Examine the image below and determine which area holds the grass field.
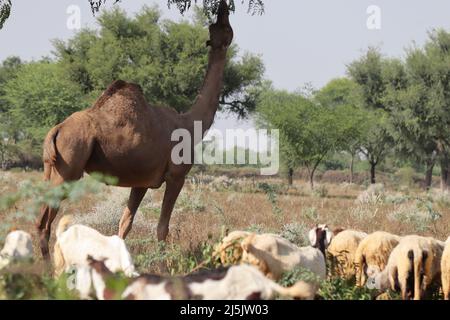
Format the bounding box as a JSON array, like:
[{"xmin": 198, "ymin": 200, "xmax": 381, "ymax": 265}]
[{"xmin": 0, "ymin": 168, "xmax": 449, "ymax": 299}]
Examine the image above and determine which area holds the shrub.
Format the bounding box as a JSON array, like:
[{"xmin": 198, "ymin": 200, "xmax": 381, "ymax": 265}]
[
  {"xmin": 394, "ymin": 167, "xmax": 418, "ymax": 187},
  {"xmin": 356, "ymin": 183, "xmax": 384, "ymax": 205},
  {"xmin": 280, "ymin": 223, "xmax": 309, "ymax": 246},
  {"xmin": 312, "ymin": 184, "xmax": 329, "ymax": 198},
  {"xmin": 278, "ymin": 267, "xmax": 377, "ymax": 300},
  {"xmin": 303, "ymin": 207, "xmax": 319, "ymax": 221},
  {"xmin": 387, "ymin": 199, "xmax": 441, "ymax": 233}
]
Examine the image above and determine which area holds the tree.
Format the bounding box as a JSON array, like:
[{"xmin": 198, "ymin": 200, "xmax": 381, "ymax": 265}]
[
  {"xmin": 347, "ymin": 48, "xmax": 395, "ymax": 184},
  {"xmin": 383, "ymin": 29, "xmax": 450, "ymax": 190},
  {"xmin": 257, "ymin": 89, "xmax": 344, "ymax": 189},
  {"xmin": 0, "ymin": 56, "xmax": 22, "ymax": 112},
  {"xmin": 2, "ymin": 61, "xmax": 86, "ymax": 164},
  {"xmin": 358, "ymin": 110, "xmax": 393, "ymax": 184},
  {"xmin": 315, "ymin": 78, "xmax": 366, "ymax": 183},
  {"xmin": 52, "ymin": 6, "xmax": 264, "ymax": 116}
]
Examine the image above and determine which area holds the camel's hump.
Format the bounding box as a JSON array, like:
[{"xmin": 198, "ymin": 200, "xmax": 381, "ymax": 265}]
[{"xmin": 92, "ymin": 80, "xmax": 144, "ymax": 109}]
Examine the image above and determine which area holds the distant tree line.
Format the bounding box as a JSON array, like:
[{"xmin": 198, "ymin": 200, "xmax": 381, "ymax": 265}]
[{"xmin": 257, "ymin": 29, "xmax": 450, "ymax": 190}]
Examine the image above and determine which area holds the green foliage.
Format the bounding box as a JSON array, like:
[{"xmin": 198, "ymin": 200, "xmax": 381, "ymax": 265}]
[
  {"xmin": 257, "ymin": 182, "xmax": 283, "ymax": 218},
  {"xmin": 278, "ymin": 267, "xmax": 321, "ymax": 288},
  {"xmin": 312, "ymin": 184, "xmax": 329, "ymax": 198},
  {"xmin": 257, "ymin": 87, "xmax": 361, "ymax": 187},
  {"xmin": 347, "ymin": 49, "xmax": 395, "ymax": 181},
  {"xmin": 89, "ymin": 0, "xmax": 265, "ymax": 17},
  {"xmin": 384, "ymin": 30, "xmax": 450, "ymax": 176},
  {"xmin": 394, "ymin": 167, "xmax": 417, "ymax": 187},
  {"xmin": 319, "ymin": 277, "xmax": 376, "ymax": 300},
  {"xmin": 53, "ymin": 6, "xmax": 264, "ymax": 115},
  {"xmin": 0, "ymin": 264, "xmax": 79, "ymax": 300},
  {"xmin": 280, "ymin": 223, "xmax": 309, "ymax": 246},
  {"xmin": 0, "ymin": 0, "xmax": 11, "ymax": 30},
  {"xmin": 134, "ymin": 239, "xmax": 216, "ymax": 275},
  {"xmin": 0, "ymin": 172, "xmax": 117, "ymax": 240},
  {"xmin": 3, "ymin": 61, "xmax": 86, "ymax": 139},
  {"xmin": 278, "ymin": 267, "xmax": 377, "ymax": 300}
]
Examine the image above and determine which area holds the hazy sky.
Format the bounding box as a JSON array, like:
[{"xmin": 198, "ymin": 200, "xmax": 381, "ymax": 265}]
[{"xmin": 1, "ymin": 0, "xmax": 450, "ymax": 150}]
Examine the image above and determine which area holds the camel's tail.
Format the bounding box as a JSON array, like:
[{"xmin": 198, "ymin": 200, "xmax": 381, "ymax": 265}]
[
  {"xmin": 43, "ymin": 125, "xmax": 60, "ymax": 180},
  {"xmin": 55, "ymin": 215, "xmax": 73, "ymax": 239}
]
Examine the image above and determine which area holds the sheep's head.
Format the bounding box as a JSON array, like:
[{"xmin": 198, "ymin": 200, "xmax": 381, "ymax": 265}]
[
  {"xmin": 308, "ymin": 224, "xmax": 333, "ymax": 252},
  {"xmin": 206, "ymin": 0, "xmax": 234, "ymax": 50}
]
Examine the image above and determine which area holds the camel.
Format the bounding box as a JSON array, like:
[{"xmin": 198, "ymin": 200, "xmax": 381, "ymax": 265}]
[{"xmin": 36, "ymin": 0, "xmax": 234, "ymax": 259}]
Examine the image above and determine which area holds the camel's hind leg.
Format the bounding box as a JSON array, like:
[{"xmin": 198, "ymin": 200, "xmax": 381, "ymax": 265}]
[
  {"xmin": 118, "ymin": 187, "xmax": 148, "ymax": 239},
  {"xmin": 37, "ymin": 167, "xmax": 84, "ymax": 260},
  {"xmin": 37, "ymin": 124, "xmax": 95, "ymax": 260}
]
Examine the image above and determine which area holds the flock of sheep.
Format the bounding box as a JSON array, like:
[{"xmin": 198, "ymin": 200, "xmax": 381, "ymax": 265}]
[{"xmin": 0, "ymin": 215, "xmax": 449, "ymax": 300}]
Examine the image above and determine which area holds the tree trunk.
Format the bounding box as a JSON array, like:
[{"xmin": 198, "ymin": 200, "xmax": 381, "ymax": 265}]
[
  {"xmin": 349, "ymin": 153, "xmax": 355, "ymax": 184},
  {"xmin": 309, "ymin": 170, "xmax": 315, "ymax": 190},
  {"xmin": 370, "ymin": 161, "xmax": 376, "ymax": 184},
  {"xmin": 287, "ymin": 168, "xmax": 293, "ymax": 186},
  {"xmin": 424, "ymin": 161, "xmax": 434, "ymax": 190},
  {"xmin": 440, "ymin": 158, "xmax": 449, "ymax": 191}
]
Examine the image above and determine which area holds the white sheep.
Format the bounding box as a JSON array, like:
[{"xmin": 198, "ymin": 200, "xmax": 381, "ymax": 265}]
[
  {"xmin": 326, "ymin": 229, "xmax": 367, "ymax": 278},
  {"xmin": 441, "ymin": 236, "xmax": 450, "ymax": 300},
  {"xmin": 53, "ymin": 215, "xmax": 138, "ymax": 277},
  {"xmin": 84, "ymin": 257, "xmax": 317, "ymax": 300},
  {"xmin": 373, "ymin": 235, "xmax": 444, "ymax": 300},
  {"xmin": 240, "ymin": 233, "xmax": 326, "ymax": 281},
  {"xmin": 354, "ymin": 231, "xmax": 401, "ymax": 287},
  {"xmin": 0, "ymin": 230, "xmax": 33, "ymax": 269}
]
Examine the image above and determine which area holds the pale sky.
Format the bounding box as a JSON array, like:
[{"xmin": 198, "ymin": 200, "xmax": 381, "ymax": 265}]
[{"xmin": 1, "ymin": 0, "xmax": 450, "ymax": 150}]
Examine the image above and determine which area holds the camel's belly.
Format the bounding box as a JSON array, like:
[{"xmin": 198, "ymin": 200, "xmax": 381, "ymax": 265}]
[{"xmin": 84, "ymin": 143, "xmax": 170, "ymax": 188}]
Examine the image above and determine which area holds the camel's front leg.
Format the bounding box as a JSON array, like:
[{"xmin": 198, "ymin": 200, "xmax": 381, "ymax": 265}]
[
  {"xmin": 157, "ymin": 177, "xmax": 185, "ymax": 241},
  {"xmin": 118, "ymin": 187, "xmax": 148, "ymax": 239}
]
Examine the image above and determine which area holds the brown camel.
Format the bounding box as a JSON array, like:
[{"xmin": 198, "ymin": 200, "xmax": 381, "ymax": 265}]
[{"xmin": 37, "ymin": 0, "xmax": 234, "ymax": 259}]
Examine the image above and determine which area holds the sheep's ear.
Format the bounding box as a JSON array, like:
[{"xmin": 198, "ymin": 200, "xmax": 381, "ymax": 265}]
[
  {"xmin": 308, "ymin": 229, "xmax": 317, "ymax": 246},
  {"xmin": 325, "ymin": 230, "xmax": 333, "ymax": 246}
]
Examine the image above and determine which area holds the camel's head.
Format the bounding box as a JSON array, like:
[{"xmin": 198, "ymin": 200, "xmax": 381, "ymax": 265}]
[{"xmin": 207, "ymin": 0, "xmax": 234, "ymax": 50}]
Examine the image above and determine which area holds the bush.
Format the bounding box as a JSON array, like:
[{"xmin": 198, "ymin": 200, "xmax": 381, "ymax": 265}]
[
  {"xmin": 278, "ymin": 267, "xmax": 377, "ymax": 300},
  {"xmin": 280, "ymin": 223, "xmax": 309, "ymax": 246},
  {"xmin": 356, "ymin": 183, "xmax": 385, "ymax": 205},
  {"xmin": 312, "ymin": 184, "xmax": 329, "ymax": 198},
  {"xmin": 387, "ymin": 199, "xmax": 441, "ymax": 233},
  {"xmin": 394, "ymin": 167, "xmax": 419, "ymax": 187}
]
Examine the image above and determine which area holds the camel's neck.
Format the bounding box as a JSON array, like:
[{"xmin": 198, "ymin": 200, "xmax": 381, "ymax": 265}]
[{"xmin": 186, "ymin": 48, "xmax": 227, "ymax": 136}]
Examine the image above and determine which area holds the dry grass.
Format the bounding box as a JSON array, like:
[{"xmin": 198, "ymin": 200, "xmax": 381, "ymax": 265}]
[{"xmin": 1, "ymin": 169, "xmax": 449, "ymax": 277}]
